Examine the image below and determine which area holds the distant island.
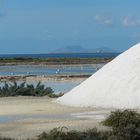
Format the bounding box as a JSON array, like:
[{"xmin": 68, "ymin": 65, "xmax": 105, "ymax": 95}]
[
  {"xmin": 51, "ymin": 45, "xmax": 117, "ymax": 54},
  {"xmin": 0, "ymin": 45, "xmax": 120, "ymax": 65}
]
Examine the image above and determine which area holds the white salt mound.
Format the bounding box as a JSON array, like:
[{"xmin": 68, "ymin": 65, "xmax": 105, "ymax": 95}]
[{"xmin": 57, "ymin": 43, "xmax": 140, "ymax": 109}]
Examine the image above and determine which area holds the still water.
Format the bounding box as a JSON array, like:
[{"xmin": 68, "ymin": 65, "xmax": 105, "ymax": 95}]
[
  {"xmin": 0, "ymin": 64, "xmax": 104, "ymax": 93},
  {"xmin": 0, "ymin": 64, "xmax": 104, "ymax": 76}
]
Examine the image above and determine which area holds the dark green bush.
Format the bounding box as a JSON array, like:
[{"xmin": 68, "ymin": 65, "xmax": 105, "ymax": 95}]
[
  {"xmin": 0, "ymin": 81, "xmax": 63, "ymax": 98},
  {"xmin": 102, "ymin": 110, "xmax": 140, "ymax": 140},
  {"xmin": 37, "ymin": 127, "xmax": 109, "ymax": 140},
  {"xmin": 103, "ymin": 110, "xmax": 140, "ymax": 127},
  {"xmin": 48, "ymin": 93, "xmax": 64, "ymax": 98}
]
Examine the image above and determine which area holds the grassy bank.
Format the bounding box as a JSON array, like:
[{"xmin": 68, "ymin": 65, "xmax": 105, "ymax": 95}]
[{"xmin": 0, "ymin": 58, "xmax": 113, "ymax": 65}]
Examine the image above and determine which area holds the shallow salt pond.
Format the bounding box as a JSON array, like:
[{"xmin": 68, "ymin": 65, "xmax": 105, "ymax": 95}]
[
  {"xmin": 0, "ymin": 64, "xmax": 104, "ymax": 76},
  {"xmin": 44, "ymin": 81, "xmax": 80, "ymax": 93},
  {"xmin": 0, "ymin": 64, "xmax": 105, "ymax": 93}
]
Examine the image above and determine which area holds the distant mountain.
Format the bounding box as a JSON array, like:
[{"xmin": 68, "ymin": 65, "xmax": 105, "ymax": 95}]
[{"xmin": 51, "ymin": 45, "xmax": 117, "ymax": 53}]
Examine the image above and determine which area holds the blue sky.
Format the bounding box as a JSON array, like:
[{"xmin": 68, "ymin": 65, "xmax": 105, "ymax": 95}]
[{"xmin": 0, "ymin": 0, "xmax": 140, "ymax": 54}]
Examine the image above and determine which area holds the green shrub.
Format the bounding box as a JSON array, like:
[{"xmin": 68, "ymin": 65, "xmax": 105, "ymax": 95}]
[
  {"xmin": 37, "ymin": 127, "xmax": 109, "ymax": 140},
  {"xmin": 0, "ymin": 81, "xmax": 60, "ymax": 97},
  {"xmin": 102, "ymin": 110, "xmax": 140, "ymax": 140},
  {"xmin": 48, "ymin": 93, "xmax": 64, "ymax": 98}
]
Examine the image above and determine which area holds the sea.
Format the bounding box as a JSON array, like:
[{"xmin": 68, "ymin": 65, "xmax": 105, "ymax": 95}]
[{"xmin": 0, "ymin": 53, "xmax": 120, "ymax": 58}]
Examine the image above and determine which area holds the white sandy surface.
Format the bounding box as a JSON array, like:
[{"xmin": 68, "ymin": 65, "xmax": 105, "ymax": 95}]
[{"xmin": 0, "ymin": 97, "xmax": 110, "ymax": 139}]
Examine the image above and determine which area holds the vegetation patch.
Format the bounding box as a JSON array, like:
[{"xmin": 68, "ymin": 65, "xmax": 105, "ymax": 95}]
[
  {"xmin": 37, "ymin": 127, "xmax": 108, "ymax": 140},
  {"xmin": 0, "ymin": 82, "xmax": 63, "ymax": 97},
  {"xmin": 102, "ymin": 110, "xmax": 140, "ymax": 140},
  {"xmin": 0, "ymin": 57, "xmax": 113, "ymax": 65},
  {"xmin": 0, "ymin": 110, "xmax": 140, "ymax": 139}
]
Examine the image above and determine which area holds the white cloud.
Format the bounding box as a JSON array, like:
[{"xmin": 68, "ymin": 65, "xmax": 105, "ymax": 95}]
[
  {"xmin": 94, "ymin": 15, "xmax": 113, "ymax": 26},
  {"xmin": 94, "ymin": 15, "xmax": 140, "ymax": 28},
  {"xmin": 122, "ymin": 17, "xmax": 140, "ymax": 27},
  {"xmin": 104, "ymin": 19, "xmax": 112, "ymax": 25}
]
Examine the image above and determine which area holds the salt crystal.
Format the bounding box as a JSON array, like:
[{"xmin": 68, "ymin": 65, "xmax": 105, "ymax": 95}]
[{"xmin": 57, "ymin": 43, "xmax": 140, "ymax": 109}]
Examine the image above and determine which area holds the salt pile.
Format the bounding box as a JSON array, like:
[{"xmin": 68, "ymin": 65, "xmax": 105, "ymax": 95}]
[{"xmin": 57, "ymin": 43, "xmax": 140, "ymax": 109}]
